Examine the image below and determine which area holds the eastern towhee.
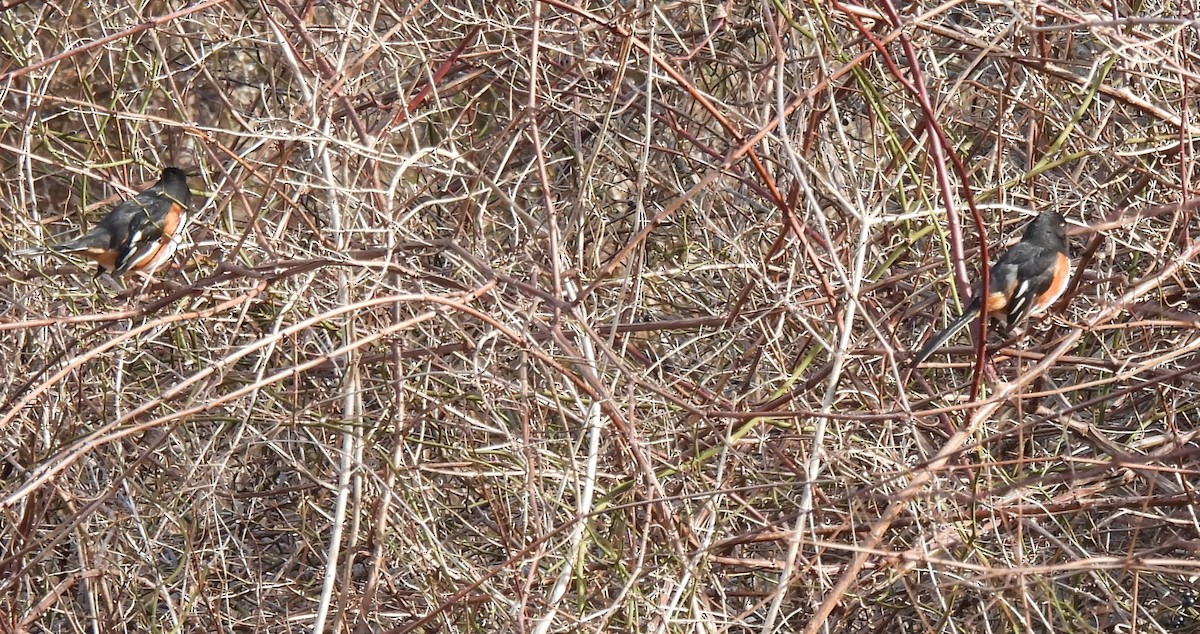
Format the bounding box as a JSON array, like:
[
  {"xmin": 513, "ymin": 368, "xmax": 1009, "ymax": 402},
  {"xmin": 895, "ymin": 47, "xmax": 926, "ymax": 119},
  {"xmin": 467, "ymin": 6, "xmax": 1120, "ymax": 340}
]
[
  {"xmin": 12, "ymin": 167, "xmax": 192, "ymax": 281},
  {"xmin": 912, "ymin": 210, "xmax": 1070, "ymax": 365}
]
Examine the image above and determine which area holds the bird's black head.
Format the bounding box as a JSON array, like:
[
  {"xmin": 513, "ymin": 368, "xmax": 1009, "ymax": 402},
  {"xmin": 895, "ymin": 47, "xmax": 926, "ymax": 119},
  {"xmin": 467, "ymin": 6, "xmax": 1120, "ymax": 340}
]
[
  {"xmin": 157, "ymin": 167, "xmax": 193, "ymax": 206},
  {"xmin": 1024, "ymin": 210, "xmax": 1068, "ymax": 250},
  {"xmin": 160, "ymin": 167, "xmax": 190, "ymax": 184}
]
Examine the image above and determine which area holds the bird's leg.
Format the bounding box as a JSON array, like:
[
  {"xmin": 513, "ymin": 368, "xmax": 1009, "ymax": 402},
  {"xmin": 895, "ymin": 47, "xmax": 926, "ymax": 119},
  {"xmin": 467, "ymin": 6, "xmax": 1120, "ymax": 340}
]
[
  {"xmin": 93, "ymin": 270, "xmax": 124, "ymax": 294},
  {"xmin": 998, "ymin": 318, "xmax": 1031, "ymax": 348},
  {"xmin": 135, "ymin": 271, "xmax": 156, "ymax": 297}
]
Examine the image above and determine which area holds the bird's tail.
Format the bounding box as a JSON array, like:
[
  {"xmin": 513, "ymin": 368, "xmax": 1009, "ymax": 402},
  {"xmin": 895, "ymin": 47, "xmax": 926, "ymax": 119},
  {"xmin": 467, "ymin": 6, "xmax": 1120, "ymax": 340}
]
[
  {"xmin": 11, "ymin": 240, "xmax": 94, "ymax": 258},
  {"xmin": 10, "ymin": 246, "xmax": 50, "ymax": 257},
  {"xmin": 911, "ymin": 301, "xmax": 982, "ymax": 366}
]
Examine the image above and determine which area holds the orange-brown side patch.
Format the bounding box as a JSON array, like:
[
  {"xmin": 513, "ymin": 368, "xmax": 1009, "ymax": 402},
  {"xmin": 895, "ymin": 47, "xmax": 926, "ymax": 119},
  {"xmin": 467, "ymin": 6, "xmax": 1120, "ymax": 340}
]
[
  {"xmin": 1036, "ymin": 252, "xmax": 1070, "ymax": 308},
  {"xmin": 84, "ymin": 246, "xmax": 118, "ymax": 272},
  {"xmin": 983, "ymin": 280, "xmax": 1016, "ymax": 314}
]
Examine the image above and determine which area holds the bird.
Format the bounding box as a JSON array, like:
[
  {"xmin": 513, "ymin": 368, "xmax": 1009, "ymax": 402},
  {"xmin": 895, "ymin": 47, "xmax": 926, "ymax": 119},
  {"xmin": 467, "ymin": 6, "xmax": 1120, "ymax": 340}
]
[
  {"xmin": 911, "ymin": 210, "xmax": 1070, "ymax": 366},
  {"xmin": 12, "ymin": 167, "xmax": 192, "ymax": 281}
]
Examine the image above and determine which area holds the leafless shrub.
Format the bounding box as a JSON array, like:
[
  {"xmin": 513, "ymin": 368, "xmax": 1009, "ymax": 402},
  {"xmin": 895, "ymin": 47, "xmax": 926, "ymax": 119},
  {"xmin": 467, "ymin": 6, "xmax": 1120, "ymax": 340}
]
[{"xmin": 1, "ymin": 1, "xmax": 1199, "ymax": 632}]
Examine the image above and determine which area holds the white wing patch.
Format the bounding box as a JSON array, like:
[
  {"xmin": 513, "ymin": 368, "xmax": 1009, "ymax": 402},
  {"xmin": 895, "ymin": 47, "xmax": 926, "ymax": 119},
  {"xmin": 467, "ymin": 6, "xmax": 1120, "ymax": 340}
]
[
  {"xmin": 115, "ymin": 229, "xmax": 147, "ymax": 272},
  {"xmin": 1008, "ymin": 279, "xmax": 1031, "ymax": 323}
]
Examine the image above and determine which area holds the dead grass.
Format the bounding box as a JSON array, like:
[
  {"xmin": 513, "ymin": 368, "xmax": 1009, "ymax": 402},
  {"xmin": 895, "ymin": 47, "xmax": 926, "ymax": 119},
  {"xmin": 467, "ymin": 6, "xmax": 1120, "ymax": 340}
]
[{"xmin": 1, "ymin": 0, "xmax": 1199, "ymax": 632}]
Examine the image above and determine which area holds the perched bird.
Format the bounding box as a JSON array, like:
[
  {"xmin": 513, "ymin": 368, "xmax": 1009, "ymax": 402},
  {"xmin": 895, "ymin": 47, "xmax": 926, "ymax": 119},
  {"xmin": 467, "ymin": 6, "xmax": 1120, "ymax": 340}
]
[
  {"xmin": 911, "ymin": 210, "xmax": 1070, "ymax": 366},
  {"xmin": 12, "ymin": 167, "xmax": 191, "ymax": 280}
]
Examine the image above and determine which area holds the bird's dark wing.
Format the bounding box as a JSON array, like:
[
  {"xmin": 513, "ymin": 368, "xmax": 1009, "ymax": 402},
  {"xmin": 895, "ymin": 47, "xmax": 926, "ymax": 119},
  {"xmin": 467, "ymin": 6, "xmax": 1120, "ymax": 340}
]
[{"xmin": 992, "ymin": 242, "xmax": 1060, "ymax": 327}]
